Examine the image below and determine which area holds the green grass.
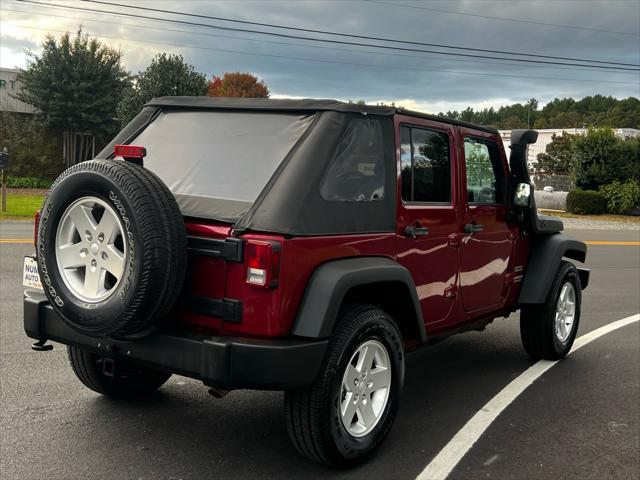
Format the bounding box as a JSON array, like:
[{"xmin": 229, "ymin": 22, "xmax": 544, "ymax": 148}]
[
  {"xmin": 538, "ymin": 209, "xmax": 640, "ymax": 224},
  {"xmin": 0, "ymin": 193, "xmax": 44, "ymax": 220}
]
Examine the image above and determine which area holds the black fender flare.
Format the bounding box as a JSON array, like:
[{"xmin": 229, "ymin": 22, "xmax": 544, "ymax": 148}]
[
  {"xmin": 519, "ymin": 233, "xmax": 589, "ymax": 304},
  {"xmin": 291, "ymin": 257, "xmax": 426, "ymax": 340}
]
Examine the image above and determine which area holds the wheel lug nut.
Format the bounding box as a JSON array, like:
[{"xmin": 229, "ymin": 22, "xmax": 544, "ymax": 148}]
[
  {"xmin": 98, "ymin": 233, "xmax": 104, "ymax": 243},
  {"xmin": 85, "ymin": 230, "xmax": 92, "ymax": 242},
  {"xmin": 101, "ymin": 251, "xmax": 108, "ymax": 260}
]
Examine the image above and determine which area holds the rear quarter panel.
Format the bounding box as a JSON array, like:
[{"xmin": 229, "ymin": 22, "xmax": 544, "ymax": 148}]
[{"xmin": 222, "ymin": 233, "xmax": 397, "ymax": 337}]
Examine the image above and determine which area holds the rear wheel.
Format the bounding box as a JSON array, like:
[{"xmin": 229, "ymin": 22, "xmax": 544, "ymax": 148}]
[
  {"xmin": 67, "ymin": 346, "xmax": 171, "ymax": 398},
  {"xmin": 284, "ymin": 305, "xmax": 404, "ymax": 468},
  {"xmin": 520, "ymin": 260, "xmax": 582, "ymax": 360}
]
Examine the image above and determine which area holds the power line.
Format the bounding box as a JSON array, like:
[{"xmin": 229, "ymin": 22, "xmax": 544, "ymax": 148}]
[
  {"xmin": 366, "ymin": 0, "xmax": 640, "ymax": 37},
  {"xmin": 4, "ymin": 3, "xmax": 634, "ymax": 77},
  {"xmin": 6, "ymin": 23, "xmax": 638, "ymax": 86},
  {"xmin": 31, "ymin": 0, "xmax": 635, "ymax": 69}
]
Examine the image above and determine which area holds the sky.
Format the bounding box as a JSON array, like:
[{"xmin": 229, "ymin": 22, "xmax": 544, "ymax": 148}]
[{"xmin": 1, "ymin": 0, "xmax": 639, "ymax": 113}]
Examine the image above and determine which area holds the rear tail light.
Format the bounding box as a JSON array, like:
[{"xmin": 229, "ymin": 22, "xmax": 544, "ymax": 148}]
[
  {"xmin": 114, "ymin": 144, "xmax": 147, "ymax": 159},
  {"xmin": 244, "ymin": 240, "xmax": 281, "ymax": 288},
  {"xmin": 34, "ymin": 210, "xmax": 41, "ymax": 247}
]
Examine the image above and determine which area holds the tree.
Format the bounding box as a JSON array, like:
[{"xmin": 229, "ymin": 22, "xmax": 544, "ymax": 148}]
[
  {"xmin": 0, "ymin": 112, "xmax": 62, "ymax": 179},
  {"xmin": 17, "ymin": 29, "xmax": 129, "ymax": 166},
  {"xmin": 464, "ymin": 142, "xmax": 495, "ymax": 187},
  {"xmin": 207, "ymin": 72, "xmax": 269, "ymax": 98},
  {"xmin": 118, "ymin": 53, "xmax": 208, "ymax": 126},
  {"xmin": 535, "ymin": 132, "xmax": 577, "ymax": 174},
  {"xmin": 437, "ymin": 95, "xmax": 639, "ymax": 129}
]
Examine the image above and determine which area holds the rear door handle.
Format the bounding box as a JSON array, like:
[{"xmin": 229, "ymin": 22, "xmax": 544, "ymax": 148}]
[
  {"xmin": 463, "ymin": 223, "xmax": 484, "ymax": 234},
  {"xmin": 405, "ymin": 225, "xmax": 430, "ymax": 239}
]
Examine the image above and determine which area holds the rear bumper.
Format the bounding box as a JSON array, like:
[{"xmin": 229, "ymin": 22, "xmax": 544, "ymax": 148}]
[{"xmin": 24, "ymin": 290, "xmax": 327, "ymax": 391}]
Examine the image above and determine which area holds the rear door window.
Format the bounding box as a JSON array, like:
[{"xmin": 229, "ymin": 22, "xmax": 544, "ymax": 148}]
[{"xmin": 400, "ymin": 125, "xmax": 451, "ymax": 203}]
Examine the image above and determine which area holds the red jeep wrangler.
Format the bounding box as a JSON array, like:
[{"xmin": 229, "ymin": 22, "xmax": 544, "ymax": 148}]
[{"xmin": 23, "ymin": 98, "xmax": 589, "ymax": 467}]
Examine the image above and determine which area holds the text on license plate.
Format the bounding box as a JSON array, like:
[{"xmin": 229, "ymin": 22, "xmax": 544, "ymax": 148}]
[{"xmin": 23, "ymin": 256, "xmax": 42, "ymax": 289}]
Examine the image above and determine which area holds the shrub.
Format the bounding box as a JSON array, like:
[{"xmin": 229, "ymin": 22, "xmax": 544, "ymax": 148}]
[
  {"xmin": 600, "ymin": 179, "xmax": 640, "ymax": 214},
  {"xmin": 6, "ymin": 176, "xmax": 53, "ymax": 189},
  {"xmin": 566, "ymin": 189, "xmax": 607, "ymax": 214},
  {"xmin": 570, "ymin": 128, "xmax": 639, "ymax": 190}
]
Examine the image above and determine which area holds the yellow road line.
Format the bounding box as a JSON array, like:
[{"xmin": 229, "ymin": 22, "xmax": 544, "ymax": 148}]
[
  {"xmin": 0, "ymin": 239, "xmax": 33, "ymax": 244},
  {"xmin": 585, "ymin": 241, "xmax": 640, "ymax": 246}
]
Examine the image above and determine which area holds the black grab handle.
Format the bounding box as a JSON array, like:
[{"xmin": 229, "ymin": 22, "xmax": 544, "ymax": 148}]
[{"xmin": 405, "ymin": 226, "xmax": 430, "ymax": 239}]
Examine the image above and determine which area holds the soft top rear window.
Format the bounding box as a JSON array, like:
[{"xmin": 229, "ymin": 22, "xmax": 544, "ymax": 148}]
[{"xmin": 126, "ymin": 110, "xmax": 314, "ymax": 221}]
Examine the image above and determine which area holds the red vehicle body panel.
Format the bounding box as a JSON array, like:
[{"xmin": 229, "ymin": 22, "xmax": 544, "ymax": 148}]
[
  {"xmin": 394, "ymin": 114, "xmax": 462, "ymax": 329},
  {"xmin": 177, "ymin": 114, "xmax": 531, "ymax": 341},
  {"xmin": 457, "ymin": 127, "xmax": 516, "ymax": 315},
  {"xmin": 179, "ymin": 224, "xmax": 396, "ymax": 337}
]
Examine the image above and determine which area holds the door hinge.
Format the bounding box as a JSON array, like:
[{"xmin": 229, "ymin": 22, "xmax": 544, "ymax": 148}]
[
  {"xmin": 444, "ymin": 284, "xmax": 457, "ymax": 299},
  {"xmin": 187, "ymin": 236, "xmax": 244, "ymax": 262}
]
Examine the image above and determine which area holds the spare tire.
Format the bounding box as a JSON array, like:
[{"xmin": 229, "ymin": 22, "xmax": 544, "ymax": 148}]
[{"xmin": 36, "ymin": 159, "xmax": 187, "ymax": 338}]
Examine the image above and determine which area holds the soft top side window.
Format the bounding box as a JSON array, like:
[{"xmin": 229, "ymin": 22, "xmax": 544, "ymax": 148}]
[{"xmin": 320, "ymin": 118, "xmax": 385, "ymax": 202}]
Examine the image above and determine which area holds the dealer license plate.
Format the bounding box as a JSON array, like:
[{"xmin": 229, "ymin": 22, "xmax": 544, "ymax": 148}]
[{"xmin": 23, "ymin": 256, "xmax": 42, "ymax": 290}]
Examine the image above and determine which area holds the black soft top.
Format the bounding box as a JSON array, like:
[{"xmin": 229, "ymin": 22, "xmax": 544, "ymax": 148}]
[
  {"xmin": 97, "ymin": 97, "xmax": 498, "ymax": 235},
  {"xmin": 145, "ymin": 96, "xmax": 499, "ymax": 135}
]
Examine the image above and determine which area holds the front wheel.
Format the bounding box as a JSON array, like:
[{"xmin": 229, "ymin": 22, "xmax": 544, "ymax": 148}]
[
  {"xmin": 68, "ymin": 346, "xmax": 171, "ymax": 398},
  {"xmin": 285, "ymin": 305, "xmax": 404, "ymax": 468},
  {"xmin": 520, "ymin": 260, "xmax": 582, "ymax": 360}
]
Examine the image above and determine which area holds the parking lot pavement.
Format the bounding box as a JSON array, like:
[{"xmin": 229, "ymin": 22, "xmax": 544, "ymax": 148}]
[{"xmin": 1, "ymin": 223, "xmax": 638, "ymax": 480}]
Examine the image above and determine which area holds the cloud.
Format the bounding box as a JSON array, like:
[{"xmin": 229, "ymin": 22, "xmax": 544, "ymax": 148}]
[
  {"xmin": 0, "ymin": 34, "xmax": 38, "ymax": 51},
  {"xmin": 1, "ymin": 0, "xmax": 638, "ymax": 110}
]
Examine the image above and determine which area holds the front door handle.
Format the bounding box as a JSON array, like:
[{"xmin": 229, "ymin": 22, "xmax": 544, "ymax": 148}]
[
  {"xmin": 464, "ymin": 223, "xmax": 484, "ymax": 234},
  {"xmin": 405, "ymin": 225, "xmax": 430, "ymax": 239}
]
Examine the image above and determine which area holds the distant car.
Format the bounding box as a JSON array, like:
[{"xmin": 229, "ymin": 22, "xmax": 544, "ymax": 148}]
[{"xmin": 23, "ymin": 98, "xmax": 589, "ymax": 468}]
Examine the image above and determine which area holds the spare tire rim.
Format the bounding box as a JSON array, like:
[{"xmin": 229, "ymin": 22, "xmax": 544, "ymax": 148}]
[
  {"xmin": 339, "ymin": 339, "xmax": 392, "ymax": 437},
  {"xmin": 555, "ymin": 282, "xmax": 576, "ymax": 343},
  {"xmin": 55, "ymin": 196, "xmax": 127, "ymax": 303}
]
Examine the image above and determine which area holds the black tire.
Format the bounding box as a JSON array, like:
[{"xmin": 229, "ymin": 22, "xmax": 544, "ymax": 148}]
[
  {"xmin": 520, "ymin": 260, "xmax": 582, "ymax": 360},
  {"xmin": 37, "ymin": 159, "xmax": 187, "ymax": 338},
  {"xmin": 67, "ymin": 346, "xmax": 171, "ymax": 398},
  {"xmin": 285, "ymin": 305, "xmax": 404, "ymax": 468}
]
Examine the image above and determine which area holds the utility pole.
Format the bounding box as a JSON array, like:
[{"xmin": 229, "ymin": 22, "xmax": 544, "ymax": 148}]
[{"xmin": 0, "ymin": 147, "xmax": 8, "ymax": 213}]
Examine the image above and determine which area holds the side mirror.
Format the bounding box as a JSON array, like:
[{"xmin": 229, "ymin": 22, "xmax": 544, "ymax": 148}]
[{"xmin": 513, "ymin": 182, "xmax": 533, "ymax": 208}]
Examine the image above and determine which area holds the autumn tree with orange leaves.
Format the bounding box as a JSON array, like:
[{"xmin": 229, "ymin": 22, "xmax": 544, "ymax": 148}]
[{"xmin": 208, "ymin": 72, "xmax": 269, "ymax": 98}]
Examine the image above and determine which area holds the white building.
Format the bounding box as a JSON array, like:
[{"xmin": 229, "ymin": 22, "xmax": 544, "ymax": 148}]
[
  {"xmin": 499, "ymin": 128, "xmax": 640, "ymax": 169},
  {"xmin": 0, "ymin": 68, "xmax": 36, "ymax": 114}
]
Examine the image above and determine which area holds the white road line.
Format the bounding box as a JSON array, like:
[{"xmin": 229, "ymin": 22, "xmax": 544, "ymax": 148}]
[{"xmin": 417, "ymin": 313, "xmax": 640, "ymax": 480}]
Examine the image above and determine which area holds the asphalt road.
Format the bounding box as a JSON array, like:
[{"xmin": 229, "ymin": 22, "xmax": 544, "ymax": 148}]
[{"xmin": 1, "ymin": 221, "xmax": 638, "ymax": 480}]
